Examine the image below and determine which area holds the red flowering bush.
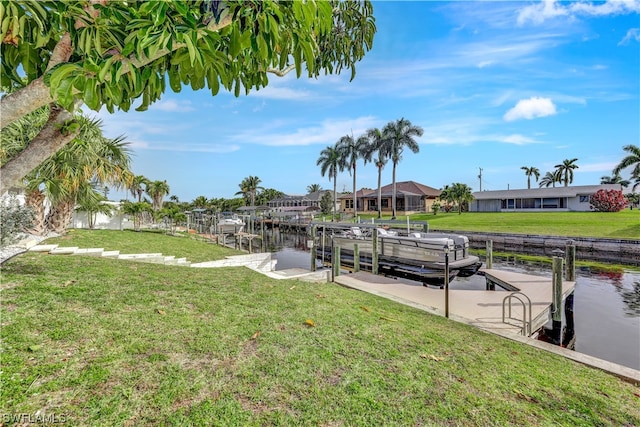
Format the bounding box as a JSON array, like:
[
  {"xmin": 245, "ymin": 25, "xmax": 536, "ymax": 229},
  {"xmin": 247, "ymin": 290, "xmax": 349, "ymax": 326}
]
[{"xmin": 589, "ymin": 189, "xmax": 628, "ymax": 212}]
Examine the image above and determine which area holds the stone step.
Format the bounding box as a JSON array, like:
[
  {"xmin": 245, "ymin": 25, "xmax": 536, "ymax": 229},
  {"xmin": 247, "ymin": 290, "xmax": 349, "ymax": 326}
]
[
  {"xmin": 101, "ymin": 250, "xmax": 120, "ymax": 258},
  {"xmin": 29, "ymin": 244, "xmax": 59, "ymax": 252},
  {"xmin": 117, "ymin": 253, "xmax": 163, "ymax": 260},
  {"xmin": 72, "ymin": 248, "xmax": 105, "ymax": 256},
  {"xmin": 49, "ymin": 246, "xmax": 79, "ymax": 255}
]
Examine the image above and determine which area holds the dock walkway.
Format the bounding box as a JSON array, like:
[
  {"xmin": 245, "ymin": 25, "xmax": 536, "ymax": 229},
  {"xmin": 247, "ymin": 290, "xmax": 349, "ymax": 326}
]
[{"xmin": 334, "ymin": 268, "xmax": 575, "ymax": 336}]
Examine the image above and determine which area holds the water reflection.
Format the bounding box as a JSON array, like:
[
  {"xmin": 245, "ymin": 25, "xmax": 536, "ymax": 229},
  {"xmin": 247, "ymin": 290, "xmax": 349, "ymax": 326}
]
[{"xmin": 619, "ymin": 281, "xmax": 640, "ymax": 317}]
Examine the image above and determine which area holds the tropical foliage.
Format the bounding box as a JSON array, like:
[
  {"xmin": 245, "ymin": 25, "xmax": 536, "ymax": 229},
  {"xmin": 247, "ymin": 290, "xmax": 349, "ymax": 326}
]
[
  {"xmin": 613, "ymin": 144, "xmax": 640, "ymax": 185},
  {"xmin": 554, "ymin": 158, "xmax": 579, "ymax": 187},
  {"xmin": 337, "ymin": 133, "xmax": 370, "ymax": 218},
  {"xmin": 589, "ymin": 189, "xmax": 628, "ymax": 212},
  {"xmin": 539, "ymin": 170, "xmax": 560, "ymax": 188},
  {"xmin": 0, "ymin": 196, "xmax": 34, "ymax": 246},
  {"xmin": 521, "ymin": 166, "xmax": 540, "ymax": 189},
  {"xmin": 0, "ymin": 1, "xmax": 376, "ymax": 193},
  {"xmin": 307, "ymin": 184, "xmax": 322, "ymax": 193},
  {"xmin": 317, "ymin": 144, "xmax": 343, "ymax": 220},
  {"xmin": 235, "ymin": 176, "xmax": 264, "ymax": 206}
]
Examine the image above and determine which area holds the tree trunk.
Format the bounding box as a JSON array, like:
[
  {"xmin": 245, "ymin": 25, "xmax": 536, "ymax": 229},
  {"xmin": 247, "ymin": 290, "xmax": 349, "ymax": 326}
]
[
  {"xmin": 391, "ymin": 163, "xmax": 397, "ymax": 219},
  {"xmin": 45, "ymin": 197, "xmax": 75, "ymax": 234},
  {"xmin": 0, "ymin": 105, "xmax": 79, "ymax": 194},
  {"xmin": 352, "ymin": 164, "xmax": 357, "ymax": 219},
  {"xmin": 377, "ymin": 166, "xmax": 382, "ymax": 219},
  {"xmin": 332, "ymin": 174, "xmax": 337, "ymax": 221},
  {"xmin": 25, "ymin": 189, "xmax": 46, "ymax": 236}
]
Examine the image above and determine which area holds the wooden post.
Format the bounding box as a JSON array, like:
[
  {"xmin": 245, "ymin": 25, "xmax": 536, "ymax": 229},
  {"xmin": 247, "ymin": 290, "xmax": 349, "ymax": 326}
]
[
  {"xmin": 551, "ymin": 249, "xmax": 564, "ymax": 344},
  {"xmin": 372, "ymin": 228, "xmax": 379, "ymax": 275},
  {"xmin": 565, "ymin": 240, "xmax": 576, "ymax": 282},
  {"xmin": 444, "ymin": 249, "xmax": 450, "ymax": 318},
  {"xmin": 310, "ymin": 225, "xmax": 317, "ymax": 272},
  {"xmin": 486, "ymin": 240, "xmax": 493, "ymax": 269},
  {"xmin": 332, "ymin": 245, "xmax": 341, "ymax": 280},
  {"xmin": 353, "ymin": 244, "xmax": 360, "ymax": 272}
]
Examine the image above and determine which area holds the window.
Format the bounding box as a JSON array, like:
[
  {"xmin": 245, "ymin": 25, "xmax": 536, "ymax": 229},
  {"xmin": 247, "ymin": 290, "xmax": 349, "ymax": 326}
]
[{"xmin": 579, "ymin": 195, "xmax": 590, "ymax": 203}]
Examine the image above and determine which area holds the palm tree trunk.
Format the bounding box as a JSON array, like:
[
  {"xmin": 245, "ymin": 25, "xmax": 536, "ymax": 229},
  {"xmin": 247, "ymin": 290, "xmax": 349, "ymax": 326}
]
[
  {"xmin": 45, "ymin": 197, "xmax": 75, "ymax": 234},
  {"xmin": 25, "ymin": 189, "xmax": 46, "ymax": 236},
  {"xmin": 332, "ymin": 173, "xmax": 337, "ymax": 221},
  {"xmin": 352, "ymin": 164, "xmax": 357, "ymax": 219},
  {"xmin": 377, "ymin": 165, "xmax": 382, "ymax": 219},
  {"xmin": 391, "ymin": 162, "xmax": 397, "ymax": 219}
]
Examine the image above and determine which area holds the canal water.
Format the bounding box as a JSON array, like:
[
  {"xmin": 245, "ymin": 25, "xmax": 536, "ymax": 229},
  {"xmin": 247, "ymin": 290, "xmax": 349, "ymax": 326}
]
[{"xmin": 259, "ymin": 228, "xmax": 640, "ymax": 371}]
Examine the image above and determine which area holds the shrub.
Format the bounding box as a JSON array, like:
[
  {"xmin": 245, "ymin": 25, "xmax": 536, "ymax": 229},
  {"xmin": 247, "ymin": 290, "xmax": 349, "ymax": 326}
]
[
  {"xmin": 589, "ymin": 189, "xmax": 627, "ymax": 212},
  {"xmin": 0, "ymin": 196, "xmax": 35, "ymax": 247}
]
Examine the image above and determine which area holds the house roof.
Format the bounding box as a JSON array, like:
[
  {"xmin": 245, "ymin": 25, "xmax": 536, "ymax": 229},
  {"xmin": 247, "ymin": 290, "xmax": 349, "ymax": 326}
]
[
  {"xmin": 355, "ymin": 181, "xmax": 441, "ymax": 199},
  {"xmin": 472, "ymin": 184, "xmax": 622, "ymax": 200},
  {"xmin": 338, "ymin": 188, "xmax": 376, "ymax": 199}
]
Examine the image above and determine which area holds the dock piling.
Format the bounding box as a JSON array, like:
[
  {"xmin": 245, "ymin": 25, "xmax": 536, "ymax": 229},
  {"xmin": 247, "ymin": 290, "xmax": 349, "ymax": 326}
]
[
  {"xmin": 551, "ymin": 249, "xmax": 564, "ymax": 344},
  {"xmin": 353, "ymin": 244, "xmax": 360, "ymax": 272},
  {"xmin": 565, "ymin": 240, "xmax": 576, "ymax": 281},
  {"xmin": 310, "ymin": 225, "xmax": 317, "ymax": 272},
  {"xmin": 332, "ymin": 245, "xmax": 341, "ymax": 280},
  {"xmin": 372, "ymin": 228, "xmax": 379, "ymax": 275},
  {"xmin": 486, "ymin": 240, "xmax": 493, "ymax": 269}
]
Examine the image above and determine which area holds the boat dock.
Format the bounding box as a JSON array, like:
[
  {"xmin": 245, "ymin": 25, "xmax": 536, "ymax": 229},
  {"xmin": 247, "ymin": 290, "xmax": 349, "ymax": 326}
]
[{"xmin": 333, "ymin": 268, "xmax": 576, "ymax": 337}]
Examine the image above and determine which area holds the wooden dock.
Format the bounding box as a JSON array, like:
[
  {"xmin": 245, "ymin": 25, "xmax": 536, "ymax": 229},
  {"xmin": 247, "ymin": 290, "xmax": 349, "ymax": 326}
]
[{"xmin": 334, "ymin": 268, "xmax": 575, "ymax": 337}]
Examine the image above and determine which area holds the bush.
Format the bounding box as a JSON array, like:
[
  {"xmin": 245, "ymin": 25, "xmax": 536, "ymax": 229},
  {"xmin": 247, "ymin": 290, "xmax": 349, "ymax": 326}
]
[
  {"xmin": 0, "ymin": 196, "xmax": 35, "ymax": 247},
  {"xmin": 589, "ymin": 189, "xmax": 627, "ymax": 212}
]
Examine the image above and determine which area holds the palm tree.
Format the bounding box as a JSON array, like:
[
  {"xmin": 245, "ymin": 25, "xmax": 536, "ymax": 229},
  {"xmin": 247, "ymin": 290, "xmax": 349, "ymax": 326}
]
[
  {"xmin": 539, "ymin": 171, "xmax": 560, "ymax": 188},
  {"xmin": 192, "ymin": 196, "xmax": 209, "ymax": 208},
  {"xmin": 146, "ymin": 180, "xmax": 170, "ymax": 211},
  {"xmin": 613, "ymin": 144, "xmax": 640, "ymax": 180},
  {"xmin": 236, "ymin": 176, "xmax": 264, "ymax": 206},
  {"xmin": 380, "ymin": 118, "xmax": 423, "ymax": 219},
  {"xmin": 449, "ymin": 183, "xmax": 474, "ymax": 214},
  {"xmin": 337, "ymin": 133, "xmax": 370, "ymax": 218},
  {"xmin": 121, "ymin": 200, "xmax": 152, "ymax": 231},
  {"xmin": 307, "ymin": 184, "xmax": 322, "ymax": 193},
  {"xmin": 129, "ymin": 175, "xmax": 149, "ymax": 202},
  {"xmin": 364, "ymin": 127, "xmax": 387, "ymax": 219},
  {"xmin": 554, "ymin": 158, "xmax": 579, "ymax": 187},
  {"xmin": 600, "ymin": 173, "xmax": 630, "ymax": 188},
  {"xmin": 521, "ymin": 166, "xmax": 540, "ymax": 189},
  {"xmin": 317, "ymin": 144, "xmax": 343, "ymax": 220}
]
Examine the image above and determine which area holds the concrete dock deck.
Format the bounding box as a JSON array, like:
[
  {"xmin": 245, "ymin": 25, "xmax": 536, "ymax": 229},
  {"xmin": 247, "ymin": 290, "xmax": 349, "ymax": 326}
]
[{"xmin": 334, "ymin": 269, "xmax": 575, "ymax": 336}]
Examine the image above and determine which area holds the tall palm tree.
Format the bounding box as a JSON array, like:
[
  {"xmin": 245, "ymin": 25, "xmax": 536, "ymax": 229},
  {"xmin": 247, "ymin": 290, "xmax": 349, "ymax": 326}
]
[
  {"xmin": 307, "ymin": 184, "xmax": 322, "ymax": 193},
  {"xmin": 613, "ymin": 144, "xmax": 640, "ymax": 180},
  {"xmin": 380, "ymin": 118, "xmax": 423, "ymax": 219},
  {"xmin": 364, "ymin": 127, "xmax": 387, "ymax": 219},
  {"xmin": 317, "ymin": 144, "xmax": 343, "ymax": 220},
  {"xmin": 192, "ymin": 196, "xmax": 209, "ymax": 208},
  {"xmin": 521, "ymin": 166, "xmax": 540, "ymax": 189},
  {"xmin": 146, "ymin": 180, "xmax": 170, "ymax": 211},
  {"xmin": 129, "ymin": 175, "xmax": 149, "ymax": 202},
  {"xmin": 554, "ymin": 158, "xmax": 579, "ymax": 187},
  {"xmin": 539, "ymin": 171, "xmax": 560, "ymax": 188},
  {"xmin": 235, "ymin": 176, "xmax": 264, "ymax": 206},
  {"xmin": 337, "ymin": 133, "xmax": 370, "ymax": 218}
]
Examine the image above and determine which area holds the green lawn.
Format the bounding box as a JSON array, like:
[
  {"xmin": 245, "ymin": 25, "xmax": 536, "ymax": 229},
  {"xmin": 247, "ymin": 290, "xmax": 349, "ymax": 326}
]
[
  {"xmin": 1, "ymin": 230, "xmax": 639, "ymax": 426},
  {"xmin": 395, "ymin": 210, "xmax": 640, "ymax": 239}
]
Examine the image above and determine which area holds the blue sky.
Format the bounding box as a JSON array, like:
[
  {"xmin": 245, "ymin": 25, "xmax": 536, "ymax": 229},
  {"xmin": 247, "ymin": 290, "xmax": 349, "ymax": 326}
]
[{"xmin": 96, "ymin": 1, "xmax": 640, "ymax": 202}]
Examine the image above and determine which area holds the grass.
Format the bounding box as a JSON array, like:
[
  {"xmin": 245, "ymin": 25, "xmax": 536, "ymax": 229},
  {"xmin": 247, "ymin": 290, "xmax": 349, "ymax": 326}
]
[
  {"xmin": 2, "ymin": 230, "xmax": 639, "ymax": 426},
  {"xmin": 374, "ymin": 210, "xmax": 640, "ymax": 240},
  {"xmin": 43, "ymin": 229, "xmax": 242, "ymax": 263}
]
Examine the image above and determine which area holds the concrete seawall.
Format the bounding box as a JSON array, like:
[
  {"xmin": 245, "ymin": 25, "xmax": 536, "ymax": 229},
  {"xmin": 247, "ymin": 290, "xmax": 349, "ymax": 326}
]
[{"xmin": 433, "ymin": 230, "xmax": 640, "ymax": 266}]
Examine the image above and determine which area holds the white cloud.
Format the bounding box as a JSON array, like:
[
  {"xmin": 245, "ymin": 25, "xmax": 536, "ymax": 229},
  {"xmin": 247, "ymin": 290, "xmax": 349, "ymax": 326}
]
[
  {"xmin": 618, "ymin": 28, "xmax": 640, "ymax": 45},
  {"xmin": 499, "ymin": 134, "xmax": 539, "ymax": 145},
  {"xmin": 503, "ymin": 97, "xmax": 557, "ymax": 121},
  {"xmin": 579, "ymin": 161, "xmax": 619, "ymax": 172},
  {"xmin": 517, "ymin": 0, "xmax": 569, "ymax": 26},
  {"xmin": 150, "ymin": 100, "xmax": 195, "ymax": 112},
  {"xmin": 232, "ymin": 116, "xmax": 380, "ymax": 147},
  {"xmin": 251, "ymin": 86, "xmax": 312, "ymax": 100},
  {"xmin": 518, "ymin": 0, "xmax": 640, "ymax": 26}
]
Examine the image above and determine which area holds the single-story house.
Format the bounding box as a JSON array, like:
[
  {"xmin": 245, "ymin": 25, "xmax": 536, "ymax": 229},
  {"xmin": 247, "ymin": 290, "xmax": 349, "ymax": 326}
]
[
  {"xmin": 266, "ymin": 190, "xmax": 341, "ymax": 213},
  {"xmin": 340, "ymin": 181, "xmax": 442, "ymax": 216},
  {"xmin": 469, "ymin": 184, "xmax": 624, "ymax": 212}
]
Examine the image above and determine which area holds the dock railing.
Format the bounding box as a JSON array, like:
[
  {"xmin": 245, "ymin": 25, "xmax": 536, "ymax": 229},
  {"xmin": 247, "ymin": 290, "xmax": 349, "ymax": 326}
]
[{"xmin": 502, "ymin": 291, "xmax": 533, "ymax": 336}]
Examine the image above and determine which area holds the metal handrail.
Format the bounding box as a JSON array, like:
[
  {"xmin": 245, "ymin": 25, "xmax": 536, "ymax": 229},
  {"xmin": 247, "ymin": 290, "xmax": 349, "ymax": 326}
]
[{"xmin": 502, "ymin": 292, "xmax": 533, "ymax": 336}]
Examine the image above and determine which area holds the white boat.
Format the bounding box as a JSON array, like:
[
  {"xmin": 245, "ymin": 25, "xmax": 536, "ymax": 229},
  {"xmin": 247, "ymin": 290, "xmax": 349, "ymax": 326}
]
[{"xmin": 217, "ymin": 212, "xmax": 244, "ymax": 234}]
